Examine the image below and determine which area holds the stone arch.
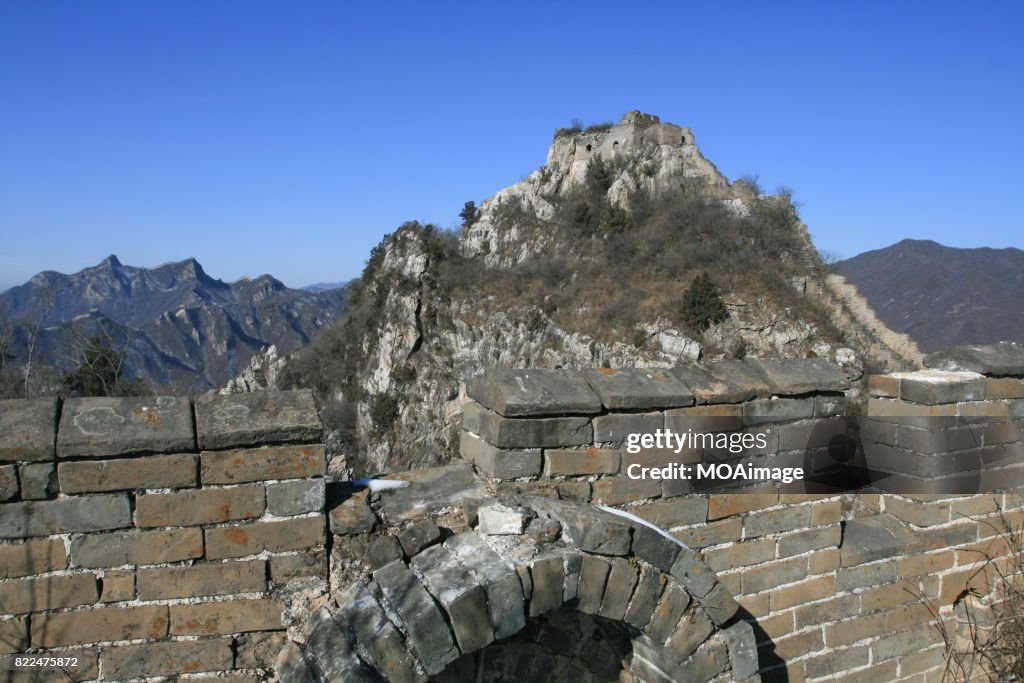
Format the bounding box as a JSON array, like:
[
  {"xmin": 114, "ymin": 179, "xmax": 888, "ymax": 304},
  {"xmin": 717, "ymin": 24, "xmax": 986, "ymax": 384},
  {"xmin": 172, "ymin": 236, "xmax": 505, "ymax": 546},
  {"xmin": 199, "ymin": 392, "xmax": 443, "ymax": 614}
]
[{"xmin": 275, "ymin": 498, "xmax": 758, "ymax": 682}]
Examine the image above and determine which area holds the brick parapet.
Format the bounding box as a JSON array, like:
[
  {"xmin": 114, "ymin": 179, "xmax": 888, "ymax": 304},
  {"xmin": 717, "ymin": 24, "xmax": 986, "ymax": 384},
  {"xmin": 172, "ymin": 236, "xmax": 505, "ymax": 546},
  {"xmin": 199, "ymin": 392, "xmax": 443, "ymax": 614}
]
[{"xmin": 0, "ymin": 390, "xmax": 327, "ymax": 681}]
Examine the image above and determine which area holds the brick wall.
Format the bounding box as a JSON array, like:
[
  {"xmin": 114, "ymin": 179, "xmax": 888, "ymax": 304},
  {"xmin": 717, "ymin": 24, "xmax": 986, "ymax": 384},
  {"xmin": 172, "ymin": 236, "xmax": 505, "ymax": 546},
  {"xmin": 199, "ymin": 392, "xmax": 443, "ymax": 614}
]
[
  {"xmin": 0, "ymin": 390, "xmax": 327, "ymax": 682},
  {"xmin": 459, "ymin": 358, "xmax": 1024, "ymax": 681}
]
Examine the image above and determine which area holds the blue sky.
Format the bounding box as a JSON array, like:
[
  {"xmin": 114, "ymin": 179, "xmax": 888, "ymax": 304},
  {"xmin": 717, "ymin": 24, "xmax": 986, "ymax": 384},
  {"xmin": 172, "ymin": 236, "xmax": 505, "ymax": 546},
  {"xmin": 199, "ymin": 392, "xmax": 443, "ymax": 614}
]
[{"xmin": 1, "ymin": 1, "xmax": 1022, "ymax": 291}]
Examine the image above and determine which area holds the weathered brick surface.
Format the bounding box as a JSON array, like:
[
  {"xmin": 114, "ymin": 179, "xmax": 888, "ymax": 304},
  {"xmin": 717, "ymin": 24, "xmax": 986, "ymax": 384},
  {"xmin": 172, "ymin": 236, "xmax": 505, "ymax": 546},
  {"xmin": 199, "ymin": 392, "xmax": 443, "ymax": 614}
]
[
  {"xmin": 545, "ymin": 447, "xmax": 619, "ymax": 476},
  {"xmin": 708, "ymin": 493, "xmax": 778, "ymax": 520},
  {"xmin": 583, "ymin": 368, "xmax": 694, "ymax": 410},
  {"xmin": 99, "ymin": 568, "xmax": 135, "ymax": 602},
  {"xmin": 741, "ymin": 557, "xmax": 807, "ymax": 594},
  {"xmin": 138, "ymin": 559, "xmax": 266, "ymax": 599},
  {"xmin": 576, "ymin": 554, "xmax": 611, "ymax": 614},
  {"xmin": 461, "ymin": 431, "xmax": 542, "ymax": 478},
  {"xmin": 598, "ymin": 558, "xmax": 638, "ymax": 620},
  {"xmin": 31, "ymin": 605, "xmax": 169, "ymax": 646},
  {"xmin": 467, "ymin": 368, "xmax": 602, "ymax": 417},
  {"xmin": 0, "ymin": 465, "xmax": 16, "ymax": 501},
  {"xmin": 702, "ymin": 539, "xmax": 775, "ymax": 572},
  {"xmin": 206, "ymin": 516, "xmax": 325, "ymax": 559},
  {"xmin": 592, "ymin": 412, "xmax": 663, "ymax": 443},
  {"xmin": 744, "ymin": 505, "xmax": 812, "ymax": 538},
  {"xmin": 70, "ymin": 527, "xmax": 202, "ymax": 567},
  {"xmin": 329, "ymin": 489, "xmax": 377, "ymax": 535},
  {"xmin": 592, "ymin": 476, "xmax": 661, "ymax": 505},
  {"xmin": 373, "ymin": 559, "xmax": 458, "ymax": 675},
  {"xmin": 633, "ymin": 498, "xmax": 708, "ymax": 528},
  {"xmin": 266, "ymin": 478, "xmax": 326, "ymax": 516},
  {"xmin": 399, "ymin": 519, "xmax": 441, "ymax": 557},
  {"xmin": 194, "ymin": 389, "xmax": 322, "ymax": 450},
  {"xmin": 464, "ymin": 401, "xmax": 592, "ymax": 448},
  {"xmin": 236, "ymin": 630, "xmax": 287, "ymax": 669},
  {"xmin": 0, "ymin": 616, "xmax": 28, "ymax": 654},
  {"xmin": 0, "ymin": 573, "xmax": 98, "ymax": 614},
  {"xmin": 102, "ymin": 638, "xmax": 234, "ymax": 679},
  {"xmin": 136, "ymin": 483, "xmax": 265, "ymax": 527},
  {"xmin": 623, "ymin": 566, "xmax": 666, "ymax": 630},
  {"xmin": 0, "ymin": 494, "xmax": 131, "ymax": 538},
  {"xmin": 743, "ymin": 398, "xmax": 815, "ymax": 425},
  {"xmin": 17, "ymin": 462, "xmax": 55, "ymax": 499},
  {"xmin": 414, "ymin": 544, "xmax": 495, "ymax": 651},
  {"xmin": 170, "ymin": 599, "xmax": 283, "ymax": 635},
  {"xmin": 270, "ymin": 550, "xmax": 328, "ymax": 583},
  {"xmin": 0, "ymin": 538, "xmax": 67, "ymax": 578},
  {"xmin": 0, "ymin": 398, "xmax": 57, "ymax": 462},
  {"xmin": 672, "ymin": 517, "xmax": 742, "ymax": 549},
  {"xmin": 58, "ymin": 396, "xmax": 193, "ymax": 457},
  {"xmin": 201, "ymin": 444, "xmax": 326, "ymax": 484},
  {"xmin": 645, "ymin": 583, "xmax": 691, "ymax": 642},
  {"xmin": 58, "ymin": 453, "xmax": 197, "ymax": 493}
]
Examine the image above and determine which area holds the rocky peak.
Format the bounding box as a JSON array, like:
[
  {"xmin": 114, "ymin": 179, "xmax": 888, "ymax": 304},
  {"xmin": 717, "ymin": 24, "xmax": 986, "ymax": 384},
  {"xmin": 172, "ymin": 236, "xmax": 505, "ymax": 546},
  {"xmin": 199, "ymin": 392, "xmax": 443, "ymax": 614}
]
[{"xmin": 461, "ymin": 111, "xmax": 736, "ymax": 266}]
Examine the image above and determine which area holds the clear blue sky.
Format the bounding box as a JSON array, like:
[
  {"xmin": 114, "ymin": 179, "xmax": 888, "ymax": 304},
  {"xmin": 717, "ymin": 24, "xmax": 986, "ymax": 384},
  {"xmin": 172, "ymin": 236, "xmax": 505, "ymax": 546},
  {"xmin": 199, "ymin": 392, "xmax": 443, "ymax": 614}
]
[{"xmin": 2, "ymin": 1, "xmax": 1022, "ymax": 291}]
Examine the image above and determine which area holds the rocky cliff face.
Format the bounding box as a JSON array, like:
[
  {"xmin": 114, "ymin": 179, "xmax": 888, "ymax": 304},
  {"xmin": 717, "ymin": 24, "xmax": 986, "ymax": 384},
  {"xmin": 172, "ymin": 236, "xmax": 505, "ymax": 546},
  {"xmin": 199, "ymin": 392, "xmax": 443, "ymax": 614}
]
[
  {"xmin": 0, "ymin": 256, "xmax": 348, "ymax": 393},
  {"xmin": 285, "ymin": 112, "xmax": 888, "ymax": 474}
]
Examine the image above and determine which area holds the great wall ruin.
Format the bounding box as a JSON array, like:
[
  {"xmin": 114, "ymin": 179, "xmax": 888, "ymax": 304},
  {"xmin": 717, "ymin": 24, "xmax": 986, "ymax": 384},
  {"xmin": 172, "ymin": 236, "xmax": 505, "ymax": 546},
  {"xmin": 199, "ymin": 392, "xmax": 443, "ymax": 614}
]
[{"xmin": 2, "ymin": 343, "xmax": 1024, "ymax": 681}]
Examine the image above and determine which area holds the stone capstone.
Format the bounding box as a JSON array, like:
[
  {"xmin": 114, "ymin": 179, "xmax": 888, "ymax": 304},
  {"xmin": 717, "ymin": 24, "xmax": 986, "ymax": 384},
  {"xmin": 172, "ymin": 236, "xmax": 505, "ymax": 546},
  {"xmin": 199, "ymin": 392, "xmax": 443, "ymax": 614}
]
[
  {"xmin": 58, "ymin": 396, "xmax": 193, "ymax": 457},
  {"xmin": 0, "ymin": 398, "xmax": 57, "ymax": 462},
  {"xmin": 925, "ymin": 341, "xmax": 1024, "ymax": 377},
  {"xmin": 478, "ymin": 503, "xmax": 526, "ymax": 535},
  {"xmin": 194, "ymin": 389, "xmax": 322, "ymax": 450},
  {"xmin": 583, "ymin": 368, "xmax": 694, "ymax": 410},
  {"xmin": 466, "ymin": 368, "xmax": 603, "ymax": 417}
]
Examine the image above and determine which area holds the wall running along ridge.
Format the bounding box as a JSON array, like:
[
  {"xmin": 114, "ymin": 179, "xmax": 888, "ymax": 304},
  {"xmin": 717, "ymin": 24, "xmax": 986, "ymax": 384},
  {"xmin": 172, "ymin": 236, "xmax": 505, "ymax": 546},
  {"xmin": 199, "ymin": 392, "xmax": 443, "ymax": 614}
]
[{"xmin": 1, "ymin": 346, "xmax": 1023, "ymax": 681}]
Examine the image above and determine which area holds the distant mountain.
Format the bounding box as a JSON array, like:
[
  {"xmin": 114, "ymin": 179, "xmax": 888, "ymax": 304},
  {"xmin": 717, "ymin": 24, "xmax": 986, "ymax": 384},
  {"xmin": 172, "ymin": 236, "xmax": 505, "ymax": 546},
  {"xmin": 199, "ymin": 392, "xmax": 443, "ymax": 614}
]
[
  {"xmin": 303, "ymin": 280, "xmax": 355, "ymax": 293},
  {"xmin": 835, "ymin": 239, "xmax": 1024, "ymax": 353},
  {"xmin": 0, "ymin": 255, "xmax": 348, "ymax": 393}
]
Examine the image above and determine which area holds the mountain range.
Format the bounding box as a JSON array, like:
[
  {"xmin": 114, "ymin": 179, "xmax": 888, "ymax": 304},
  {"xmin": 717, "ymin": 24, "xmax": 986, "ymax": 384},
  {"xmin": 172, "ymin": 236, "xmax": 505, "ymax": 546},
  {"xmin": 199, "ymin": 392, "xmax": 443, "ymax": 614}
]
[
  {"xmin": 835, "ymin": 239, "xmax": 1024, "ymax": 353},
  {"xmin": 0, "ymin": 255, "xmax": 348, "ymax": 394}
]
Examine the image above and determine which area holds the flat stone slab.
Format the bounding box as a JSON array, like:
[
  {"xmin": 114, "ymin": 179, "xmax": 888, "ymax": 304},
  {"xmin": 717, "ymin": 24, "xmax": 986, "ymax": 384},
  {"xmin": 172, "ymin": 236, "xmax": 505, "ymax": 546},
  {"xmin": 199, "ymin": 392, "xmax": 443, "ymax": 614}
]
[
  {"xmin": 670, "ymin": 364, "xmax": 760, "ymax": 404},
  {"xmin": 583, "ymin": 368, "xmax": 694, "ymax": 410},
  {"xmin": 0, "ymin": 398, "xmax": 58, "ymax": 462},
  {"xmin": 886, "ymin": 369, "xmax": 987, "ymax": 405},
  {"xmin": 748, "ymin": 358, "xmax": 850, "ymax": 395},
  {"xmin": 58, "ymin": 396, "xmax": 193, "ymax": 457},
  {"xmin": 194, "ymin": 389, "xmax": 322, "ymax": 450},
  {"xmin": 466, "ymin": 369, "xmax": 602, "ymax": 417},
  {"xmin": 926, "ymin": 341, "xmax": 1024, "ymax": 377},
  {"xmin": 380, "ymin": 464, "xmax": 486, "ymax": 523}
]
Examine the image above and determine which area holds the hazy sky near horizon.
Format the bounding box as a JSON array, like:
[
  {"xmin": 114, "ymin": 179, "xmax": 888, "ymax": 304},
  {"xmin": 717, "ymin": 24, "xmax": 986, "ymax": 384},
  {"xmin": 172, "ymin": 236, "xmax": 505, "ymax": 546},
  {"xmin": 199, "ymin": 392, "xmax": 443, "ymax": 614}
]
[{"xmin": 2, "ymin": 1, "xmax": 1022, "ymax": 292}]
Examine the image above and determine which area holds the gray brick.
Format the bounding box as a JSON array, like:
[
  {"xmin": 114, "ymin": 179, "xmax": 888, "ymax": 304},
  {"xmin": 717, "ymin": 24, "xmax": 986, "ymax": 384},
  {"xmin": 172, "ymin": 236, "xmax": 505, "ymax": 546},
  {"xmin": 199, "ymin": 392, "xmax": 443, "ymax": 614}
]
[
  {"xmin": 194, "ymin": 389, "xmax": 322, "ymax": 450},
  {"xmin": 743, "ymin": 398, "xmax": 815, "ymax": 425},
  {"xmin": 583, "ymin": 368, "xmax": 693, "ymax": 410},
  {"xmin": 624, "ymin": 566, "xmax": 667, "ymax": 630},
  {"xmin": 275, "ymin": 641, "xmax": 315, "ymax": 683},
  {"xmin": 444, "ymin": 532, "xmax": 525, "ymax": 640},
  {"xmin": 399, "ymin": 519, "xmax": 441, "ymax": 556},
  {"xmin": 645, "ymin": 582, "xmax": 691, "ymax": 642},
  {"xmin": 463, "ymin": 402, "xmax": 592, "ymax": 449},
  {"xmin": 899, "ymin": 374, "xmax": 987, "ymax": 405},
  {"xmin": 528, "ymin": 554, "xmax": 565, "ymax": 617},
  {"xmin": 0, "ymin": 465, "xmax": 16, "ymax": 501},
  {"xmin": 71, "ymin": 527, "xmax": 202, "ymax": 567},
  {"xmin": 748, "ymin": 358, "xmax": 850, "ymax": 395},
  {"xmin": 102, "ymin": 637, "xmax": 233, "ymax": 680},
  {"xmin": 527, "ymin": 498, "xmax": 632, "ymax": 555},
  {"xmin": 723, "ymin": 619, "xmax": 759, "ymax": 680},
  {"xmin": 576, "ymin": 554, "xmax": 611, "ymax": 614},
  {"xmin": 633, "ymin": 498, "xmax": 709, "ymax": 528},
  {"xmin": 544, "ymin": 447, "xmax": 619, "ymax": 476},
  {"xmin": 698, "ymin": 581, "xmax": 740, "ymax": 625},
  {"xmin": 337, "ymin": 581, "xmax": 423, "ymax": 683},
  {"xmin": 59, "ymin": 453, "xmax": 197, "ymax": 493},
  {"xmin": 670, "ymin": 549, "xmax": 717, "ymax": 599},
  {"xmin": 671, "ymin": 364, "xmax": 759, "ymax": 404},
  {"xmin": 631, "ymin": 525, "xmax": 681, "ymax": 572},
  {"xmin": 366, "ymin": 535, "xmax": 404, "ymax": 569},
  {"xmin": 267, "ymin": 478, "xmax": 326, "ymax": 516},
  {"xmin": 0, "ymin": 494, "xmax": 131, "ymax": 539},
  {"xmin": 743, "ymin": 505, "xmax": 812, "ymax": 537},
  {"xmin": 664, "ymin": 610, "xmax": 713, "ymax": 664},
  {"xmin": 373, "ymin": 560, "xmax": 458, "ymax": 675},
  {"xmin": 58, "ymin": 396, "xmax": 193, "ymax": 457},
  {"xmin": 593, "ymin": 412, "xmax": 664, "ymax": 443},
  {"xmin": 466, "ymin": 369, "xmax": 602, "ymax": 417},
  {"xmin": 460, "ymin": 431, "xmax": 541, "ymax": 478},
  {"xmin": 412, "ymin": 545, "xmax": 494, "ymax": 654},
  {"xmin": 0, "ymin": 398, "xmax": 57, "ymax": 463},
  {"xmin": 302, "ymin": 606, "xmax": 369, "ymax": 681},
  {"xmin": 598, "ymin": 557, "xmax": 639, "ymax": 620},
  {"xmin": 18, "ymin": 462, "xmax": 55, "ymax": 499}
]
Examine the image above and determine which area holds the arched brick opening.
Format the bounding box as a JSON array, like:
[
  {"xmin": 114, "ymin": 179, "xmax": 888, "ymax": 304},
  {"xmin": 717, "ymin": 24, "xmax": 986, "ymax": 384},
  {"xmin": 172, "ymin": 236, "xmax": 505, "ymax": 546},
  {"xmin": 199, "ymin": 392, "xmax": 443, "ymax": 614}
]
[{"xmin": 275, "ymin": 498, "xmax": 758, "ymax": 682}]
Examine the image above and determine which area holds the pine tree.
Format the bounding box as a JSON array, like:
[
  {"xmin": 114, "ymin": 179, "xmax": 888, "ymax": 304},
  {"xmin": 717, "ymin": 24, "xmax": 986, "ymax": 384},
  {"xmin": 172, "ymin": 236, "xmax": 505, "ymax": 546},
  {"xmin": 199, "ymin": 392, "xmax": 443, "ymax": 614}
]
[{"xmin": 681, "ymin": 272, "xmax": 729, "ymax": 331}]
